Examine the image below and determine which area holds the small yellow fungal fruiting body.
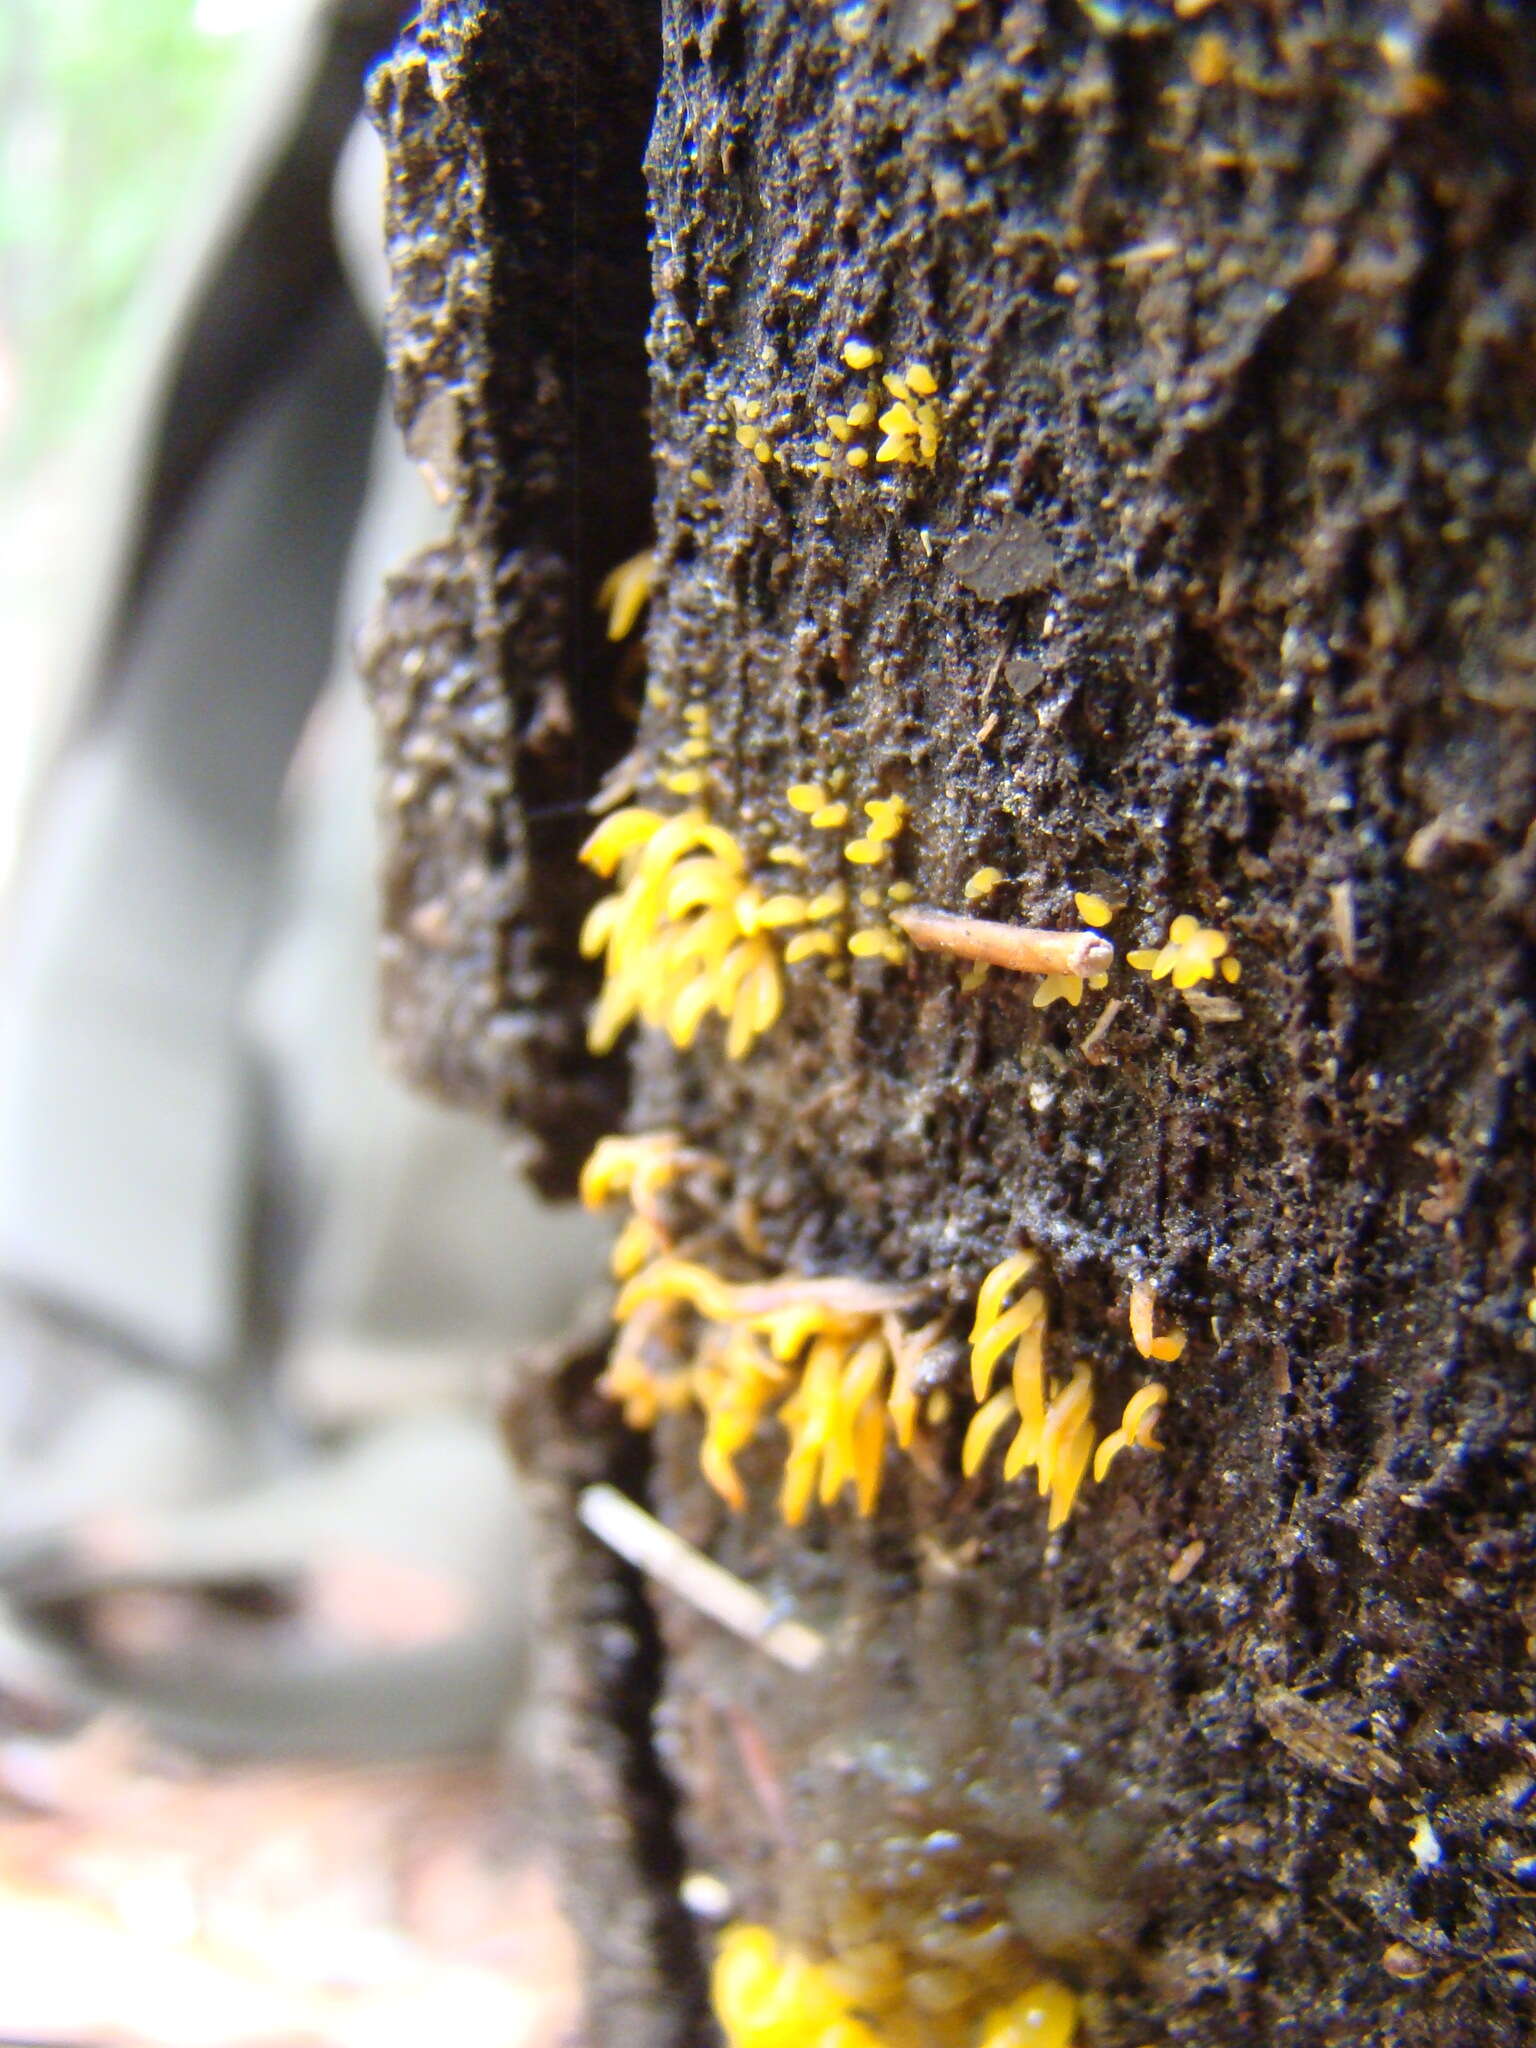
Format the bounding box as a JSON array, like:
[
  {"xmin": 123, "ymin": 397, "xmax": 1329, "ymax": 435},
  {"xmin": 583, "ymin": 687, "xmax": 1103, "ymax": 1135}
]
[
  {"xmin": 1127, "ymin": 913, "xmax": 1233, "ymax": 990},
  {"xmin": 578, "ymin": 808, "xmax": 787, "ymax": 1059},
  {"xmin": 811, "ymin": 801, "xmax": 850, "ymax": 830},
  {"xmin": 842, "ymin": 336, "xmax": 880, "ymax": 370},
  {"xmin": 579, "ymin": 1130, "xmax": 685, "ymax": 1213},
  {"xmin": 965, "ymin": 866, "xmax": 1006, "ymax": 901},
  {"xmin": 787, "ymin": 781, "xmax": 826, "ymax": 813},
  {"xmin": 784, "ymin": 930, "xmax": 838, "ymax": 963},
  {"xmin": 966, "ymin": 1256, "xmax": 1102, "ymax": 1527},
  {"xmin": 1093, "ymin": 1382, "xmax": 1168, "ymax": 1482},
  {"xmin": 847, "ymin": 928, "xmax": 908, "ymax": 964},
  {"xmin": 873, "ymin": 366, "xmax": 942, "ymax": 465},
  {"xmin": 597, "ymin": 548, "xmax": 656, "ymax": 641},
  {"xmin": 845, "ymin": 445, "xmax": 871, "ymax": 469},
  {"xmin": 863, "ymin": 795, "xmax": 907, "ymax": 840},
  {"xmin": 843, "ymin": 837, "xmax": 885, "ymax": 864},
  {"xmin": 1072, "ymin": 890, "xmax": 1114, "ymax": 928},
  {"xmin": 1129, "ymin": 1281, "xmax": 1187, "ymax": 1362}
]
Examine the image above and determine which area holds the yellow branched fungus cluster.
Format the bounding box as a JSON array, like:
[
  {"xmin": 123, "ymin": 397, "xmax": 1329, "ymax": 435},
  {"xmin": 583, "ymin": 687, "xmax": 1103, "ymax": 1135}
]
[
  {"xmin": 712, "ymin": 1923, "xmax": 1079, "ymax": 2048},
  {"xmin": 579, "ymin": 786, "xmax": 916, "ymax": 1059},
  {"xmin": 606, "ymin": 1254, "xmax": 937, "ymax": 1524},
  {"xmin": 960, "ymin": 1255, "xmax": 1171, "ymax": 1529},
  {"xmin": 579, "ymin": 808, "xmax": 794, "ymax": 1059},
  {"xmin": 586, "ymin": 1143, "xmax": 1180, "ymax": 1534}
]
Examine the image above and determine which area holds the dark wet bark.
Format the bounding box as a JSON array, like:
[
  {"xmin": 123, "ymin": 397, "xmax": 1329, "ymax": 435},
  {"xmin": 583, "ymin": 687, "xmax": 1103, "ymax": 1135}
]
[{"xmin": 370, "ymin": 3, "xmax": 1536, "ymax": 2042}]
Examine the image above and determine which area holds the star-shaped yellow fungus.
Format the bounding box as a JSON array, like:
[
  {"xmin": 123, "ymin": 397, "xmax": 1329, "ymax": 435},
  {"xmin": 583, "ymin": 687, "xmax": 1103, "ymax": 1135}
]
[
  {"xmin": 1092, "ymin": 1382, "xmax": 1168, "ymax": 1483},
  {"xmin": 875, "ymin": 364, "xmax": 941, "ymax": 466},
  {"xmin": 1129, "ymin": 1281, "xmax": 1187, "ymax": 1362},
  {"xmin": 579, "ymin": 808, "xmax": 811, "ymax": 1060},
  {"xmin": 1126, "ymin": 913, "xmax": 1239, "ymax": 990},
  {"xmin": 597, "ymin": 548, "xmax": 655, "ymax": 641},
  {"xmin": 712, "ymin": 1923, "xmax": 1080, "ymax": 2048}
]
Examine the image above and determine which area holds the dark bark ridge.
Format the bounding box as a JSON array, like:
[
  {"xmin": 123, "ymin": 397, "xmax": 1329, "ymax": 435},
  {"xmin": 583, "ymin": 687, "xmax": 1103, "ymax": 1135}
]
[{"xmin": 365, "ymin": 0, "xmax": 659, "ymax": 1193}]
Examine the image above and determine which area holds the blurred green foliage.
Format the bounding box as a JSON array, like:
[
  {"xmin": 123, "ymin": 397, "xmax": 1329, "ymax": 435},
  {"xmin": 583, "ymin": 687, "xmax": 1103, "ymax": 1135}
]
[{"xmin": 0, "ymin": 0, "xmax": 244, "ymax": 473}]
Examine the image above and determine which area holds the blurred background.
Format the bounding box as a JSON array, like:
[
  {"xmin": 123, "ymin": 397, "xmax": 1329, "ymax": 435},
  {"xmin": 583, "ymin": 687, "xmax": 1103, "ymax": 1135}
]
[{"xmin": 0, "ymin": 1, "xmax": 607, "ymax": 2039}]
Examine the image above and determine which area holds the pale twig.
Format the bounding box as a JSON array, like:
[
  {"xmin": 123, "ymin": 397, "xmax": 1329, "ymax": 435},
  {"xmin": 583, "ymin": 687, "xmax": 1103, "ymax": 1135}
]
[
  {"xmin": 891, "ymin": 907, "xmax": 1114, "ymax": 978},
  {"xmin": 577, "ymin": 1484, "xmax": 825, "ymax": 1674}
]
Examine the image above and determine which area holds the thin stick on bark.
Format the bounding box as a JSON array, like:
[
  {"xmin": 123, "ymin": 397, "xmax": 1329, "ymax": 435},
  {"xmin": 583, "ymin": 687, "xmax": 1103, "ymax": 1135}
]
[
  {"xmin": 891, "ymin": 907, "xmax": 1115, "ymax": 979},
  {"xmin": 577, "ymin": 1484, "xmax": 826, "ymax": 1674}
]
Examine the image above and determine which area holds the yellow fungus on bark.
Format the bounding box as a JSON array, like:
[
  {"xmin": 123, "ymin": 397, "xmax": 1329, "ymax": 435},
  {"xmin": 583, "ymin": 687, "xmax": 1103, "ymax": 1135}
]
[
  {"xmin": 597, "ymin": 548, "xmax": 656, "ymax": 641},
  {"xmin": 1072, "ymin": 890, "xmax": 1114, "ymax": 928},
  {"xmin": 1093, "ymin": 1382, "xmax": 1168, "ymax": 1482},
  {"xmin": 1127, "ymin": 913, "xmax": 1232, "ymax": 990},
  {"xmin": 965, "ymin": 866, "xmax": 1005, "ymax": 901},
  {"xmin": 1129, "ymin": 1281, "xmax": 1187, "ymax": 1362}
]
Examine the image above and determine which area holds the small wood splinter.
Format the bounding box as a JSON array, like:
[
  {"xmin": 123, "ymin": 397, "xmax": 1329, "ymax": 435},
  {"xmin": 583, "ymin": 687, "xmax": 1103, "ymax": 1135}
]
[
  {"xmin": 578, "ymin": 1483, "xmax": 825, "ymax": 1673},
  {"xmin": 891, "ymin": 906, "xmax": 1114, "ymax": 979}
]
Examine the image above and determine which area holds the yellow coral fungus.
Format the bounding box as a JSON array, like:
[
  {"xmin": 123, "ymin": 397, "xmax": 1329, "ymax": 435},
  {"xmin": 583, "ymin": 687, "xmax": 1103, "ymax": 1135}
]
[
  {"xmin": 1129, "ymin": 1281, "xmax": 1187, "ymax": 1362},
  {"xmin": 1127, "ymin": 913, "xmax": 1233, "ymax": 990},
  {"xmin": 1092, "ymin": 1382, "xmax": 1168, "ymax": 1483},
  {"xmin": 578, "ymin": 807, "xmax": 786, "ymax": 1059},
  {"xmin": 597, "ymin": 548, "xmax": 655, "ymax": 641},
  {"xmin": 968, "ymin": 1254, "xmax": 1044, "ymax": 1400},
  {"xmin": 965, "ymin": 1257, "xmax": 1101, "ymax": 1527},
  {"xmin": 601, "ymin": 1228, "xmax": 926, "ymax": 1524}
]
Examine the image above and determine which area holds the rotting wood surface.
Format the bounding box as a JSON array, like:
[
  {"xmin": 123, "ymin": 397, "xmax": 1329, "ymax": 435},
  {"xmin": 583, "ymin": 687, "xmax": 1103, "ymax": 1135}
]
[{"xmin": 369, "ymin": 4, "xmax": 1536, "ymax": 2043}]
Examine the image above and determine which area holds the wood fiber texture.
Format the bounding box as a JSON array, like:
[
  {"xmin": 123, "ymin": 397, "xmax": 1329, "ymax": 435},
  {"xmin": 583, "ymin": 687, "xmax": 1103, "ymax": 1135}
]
[{"xmin": 371, "ymin": 2, "xmax": 1536, "ymax": 2042}]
